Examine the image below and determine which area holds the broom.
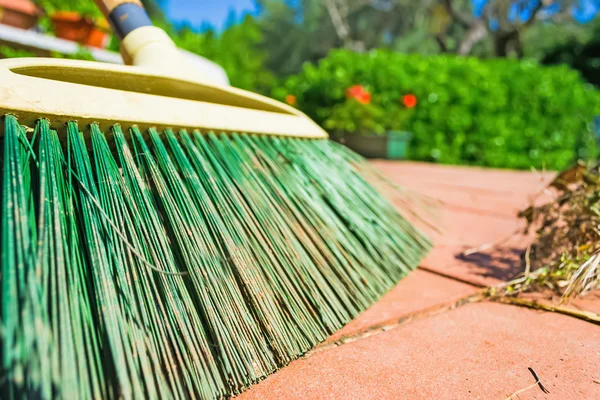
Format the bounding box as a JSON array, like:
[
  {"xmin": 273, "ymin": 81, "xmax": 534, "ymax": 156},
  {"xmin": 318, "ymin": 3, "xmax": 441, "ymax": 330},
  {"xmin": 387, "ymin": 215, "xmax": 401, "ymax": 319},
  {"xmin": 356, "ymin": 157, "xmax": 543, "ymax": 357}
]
[{"xmin": 0, "ymin": 1, "xmax": 431, "ymax": 398}]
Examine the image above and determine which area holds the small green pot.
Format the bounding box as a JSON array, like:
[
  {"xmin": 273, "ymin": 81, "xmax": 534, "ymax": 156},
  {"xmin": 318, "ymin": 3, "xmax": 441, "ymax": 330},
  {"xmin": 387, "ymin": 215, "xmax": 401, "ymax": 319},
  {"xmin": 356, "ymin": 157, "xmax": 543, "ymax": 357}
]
[
  {"xmin": 386, "ymin": 131, "xmax": 412, "ymax": 160},
  {"xmin": 333, "ymin": 131, "xmax": 412, "ymax": 160}
]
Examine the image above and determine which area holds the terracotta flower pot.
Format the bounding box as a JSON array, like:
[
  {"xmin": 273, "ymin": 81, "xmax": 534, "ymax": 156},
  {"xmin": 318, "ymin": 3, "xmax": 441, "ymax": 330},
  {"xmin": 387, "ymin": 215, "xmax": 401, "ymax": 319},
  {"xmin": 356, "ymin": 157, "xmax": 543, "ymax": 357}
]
[
  {"xmin": 0, "ymin": 0, "xmax": 41, "ymax": 30},
  {"xmin": 51, "ymin": 11, "xmax": 109, "ymax": 48}
]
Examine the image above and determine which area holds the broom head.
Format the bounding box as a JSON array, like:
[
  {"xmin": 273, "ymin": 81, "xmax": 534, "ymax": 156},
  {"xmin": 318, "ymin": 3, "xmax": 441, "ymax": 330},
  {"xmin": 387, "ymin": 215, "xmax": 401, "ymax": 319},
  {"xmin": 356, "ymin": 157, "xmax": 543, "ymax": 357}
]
[{"xmin": 0, "ymin": 56, "xmax": 327, "ymax": 138}]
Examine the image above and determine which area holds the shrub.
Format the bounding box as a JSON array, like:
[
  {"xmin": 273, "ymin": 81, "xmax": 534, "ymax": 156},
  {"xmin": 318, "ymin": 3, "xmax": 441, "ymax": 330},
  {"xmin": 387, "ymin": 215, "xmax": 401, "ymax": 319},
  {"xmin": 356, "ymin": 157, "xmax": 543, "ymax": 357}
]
[{"xmin": 273, "ymin": 50, "xmax": 600, "ymax": 170}]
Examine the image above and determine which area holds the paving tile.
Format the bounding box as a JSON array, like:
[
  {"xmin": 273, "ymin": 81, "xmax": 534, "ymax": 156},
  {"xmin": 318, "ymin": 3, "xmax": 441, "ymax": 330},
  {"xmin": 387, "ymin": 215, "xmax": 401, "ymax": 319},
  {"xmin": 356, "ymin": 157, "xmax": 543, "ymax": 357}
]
[
  {"xmin": 372, "ymin": 161, "xmax": 554, "ymax": 193},
  {"xmin": 238, "ymin": 302, "xmax": 600, "ymax": 400},
  {"xmin": 433, "ymin": 208, "xmax": 522, "ymax": 246},
  {"xmin": 572, "ymin": 292, "xmax": 600, "ymax": 315},
  {"xmin": 422, "ymin": 243, "xmax": 524, "ymax": 287},
  {"xmin": 327, "ymin": 270, "xmax": 477, "ymax": 341},
  {"xmin": 378, "ymin": 163, "xmax": 539, "ymax": 286},
  {"xmin": 374, "ymin": 161, "xmax": 554, "ymax": 218},
  {"xmin": 386, "ymin": 184, "xmax": 528, "ymax": 218},
  {"xmin": 235, "ymin": 163, "xmax": 598, "ymax": 400},
  {"xmin": 415, "ymin": 208, "xmax": 527, "ymax": 287}
]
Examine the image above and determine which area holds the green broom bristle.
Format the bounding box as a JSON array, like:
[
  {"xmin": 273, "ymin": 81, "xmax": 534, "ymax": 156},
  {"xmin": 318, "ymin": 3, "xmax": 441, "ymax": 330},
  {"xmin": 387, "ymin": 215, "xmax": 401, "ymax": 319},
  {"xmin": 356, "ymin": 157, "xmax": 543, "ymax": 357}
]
[{"xmin": 1, "ymin": 114, "xmax": 431, "ymax": 399}]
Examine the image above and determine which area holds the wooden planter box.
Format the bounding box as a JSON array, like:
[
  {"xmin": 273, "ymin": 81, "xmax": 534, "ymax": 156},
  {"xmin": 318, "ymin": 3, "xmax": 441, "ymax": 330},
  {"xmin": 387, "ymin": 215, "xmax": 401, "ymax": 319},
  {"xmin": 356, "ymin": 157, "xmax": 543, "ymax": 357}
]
[
  {"xmin": 0, "ymin": 0, "xmax": 41, "ymax": 30},
  {"xmin": 51, "ymin": 12, "xmax": 109, "ymax": 48},
  {"xmin": 333, "ymin": 131, "xmax": 412, "ymax": 160}
]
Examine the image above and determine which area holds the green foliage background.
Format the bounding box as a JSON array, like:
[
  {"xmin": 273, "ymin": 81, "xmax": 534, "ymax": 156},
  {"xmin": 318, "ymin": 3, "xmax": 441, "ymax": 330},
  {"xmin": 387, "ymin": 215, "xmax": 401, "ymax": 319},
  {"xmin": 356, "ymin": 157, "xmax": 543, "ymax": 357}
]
[{"xmin": 275, "ymin": 50, "xmax": 600, "ymax": 170}]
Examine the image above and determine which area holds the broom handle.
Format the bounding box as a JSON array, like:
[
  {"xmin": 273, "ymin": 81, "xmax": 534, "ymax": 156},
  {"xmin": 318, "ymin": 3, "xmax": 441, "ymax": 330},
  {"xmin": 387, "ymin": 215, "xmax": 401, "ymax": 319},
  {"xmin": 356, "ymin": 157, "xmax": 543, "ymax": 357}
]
[{"xmin": 93, "ymin": 0, "xmax": 182, "ymax": 70}]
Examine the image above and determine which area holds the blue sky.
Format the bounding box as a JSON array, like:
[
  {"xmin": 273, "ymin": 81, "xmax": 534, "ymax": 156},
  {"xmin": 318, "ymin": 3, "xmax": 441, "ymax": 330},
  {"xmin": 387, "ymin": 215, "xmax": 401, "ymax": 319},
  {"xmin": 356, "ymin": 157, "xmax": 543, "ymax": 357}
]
[
  {"xmin": 163, "ymin": 0, "xmax": 599, "ymax": 29},
  {"xmin": 163, "ymin": 0, "xmax": 259, "ymax": 29}
]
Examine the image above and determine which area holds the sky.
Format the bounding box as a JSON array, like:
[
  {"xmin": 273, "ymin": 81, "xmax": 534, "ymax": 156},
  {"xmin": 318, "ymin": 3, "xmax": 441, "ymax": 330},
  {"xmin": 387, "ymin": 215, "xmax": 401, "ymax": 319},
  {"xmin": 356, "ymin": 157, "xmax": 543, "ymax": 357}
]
[
  {"xmin": 163, "ymin": 0, "xmax": 600, "ymax": 30},
  {"xmin": 163, "ymin": 0, "xmax": 259, "ymax": 30}
]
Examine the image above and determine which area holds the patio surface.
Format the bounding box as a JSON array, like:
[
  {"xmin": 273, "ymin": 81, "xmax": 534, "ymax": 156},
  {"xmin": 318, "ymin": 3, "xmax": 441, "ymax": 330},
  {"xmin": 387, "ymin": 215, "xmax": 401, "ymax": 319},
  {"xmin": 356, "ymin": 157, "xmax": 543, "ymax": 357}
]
[{"xmin": 237, "ymin": 161, "xmax": 600, "ymax": 400}]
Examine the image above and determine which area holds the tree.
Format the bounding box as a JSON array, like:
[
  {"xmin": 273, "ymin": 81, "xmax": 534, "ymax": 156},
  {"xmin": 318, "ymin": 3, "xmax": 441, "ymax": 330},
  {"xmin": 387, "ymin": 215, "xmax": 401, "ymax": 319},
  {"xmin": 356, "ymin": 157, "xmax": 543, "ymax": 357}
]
[
  {"xmin": 541, "ymin": 16, "xmax": 600, "ymax": 86},
  {"xmin": 142, "ymin": 0, "xmax": 168, "ymax": 20},
  {"xmin": 435, "ymin": 0, "xmax": 600, "ymax": 57},
  {"xmin": 256, "ymin": 0, "xmax": 430, "ymax": 75},
  {"xmin": 171, "ymin": 15, "xmax": 275, "ymax": 93},
  {"xmin": 256, "ymin": 0, "xmax": 333, "ymax": 76}
]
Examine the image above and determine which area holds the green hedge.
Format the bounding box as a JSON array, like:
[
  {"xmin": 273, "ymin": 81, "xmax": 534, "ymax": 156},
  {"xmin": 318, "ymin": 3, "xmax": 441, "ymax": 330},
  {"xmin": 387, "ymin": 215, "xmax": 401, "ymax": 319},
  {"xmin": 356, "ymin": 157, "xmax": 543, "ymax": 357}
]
[{"xmin": 273, "ymin": 50, "xmax": 600, "ymax": 170}]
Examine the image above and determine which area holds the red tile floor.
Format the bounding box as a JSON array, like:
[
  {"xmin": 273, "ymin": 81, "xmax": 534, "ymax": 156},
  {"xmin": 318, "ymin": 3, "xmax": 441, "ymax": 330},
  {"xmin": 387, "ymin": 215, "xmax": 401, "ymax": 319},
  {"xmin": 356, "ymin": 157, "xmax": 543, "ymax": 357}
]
[{"xmin": 237, "ymin": 162, "xmax": 600, "ymax": 400}]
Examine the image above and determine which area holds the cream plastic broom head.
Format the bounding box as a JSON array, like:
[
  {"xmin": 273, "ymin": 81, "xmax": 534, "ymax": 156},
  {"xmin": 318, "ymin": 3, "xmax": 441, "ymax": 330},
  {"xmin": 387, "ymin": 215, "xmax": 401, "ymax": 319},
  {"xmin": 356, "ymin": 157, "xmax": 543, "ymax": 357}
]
[{"xmin": 0, "ymin": 0, "xmax": 327, "ymax": 138}]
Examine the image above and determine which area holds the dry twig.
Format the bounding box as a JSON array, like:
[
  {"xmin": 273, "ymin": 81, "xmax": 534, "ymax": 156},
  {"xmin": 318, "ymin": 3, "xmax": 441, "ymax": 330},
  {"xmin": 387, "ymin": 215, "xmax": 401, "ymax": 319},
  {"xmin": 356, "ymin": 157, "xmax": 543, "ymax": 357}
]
[{"xmin": 505, "ymin": 367, "xmax": 549, "ymax": 400}]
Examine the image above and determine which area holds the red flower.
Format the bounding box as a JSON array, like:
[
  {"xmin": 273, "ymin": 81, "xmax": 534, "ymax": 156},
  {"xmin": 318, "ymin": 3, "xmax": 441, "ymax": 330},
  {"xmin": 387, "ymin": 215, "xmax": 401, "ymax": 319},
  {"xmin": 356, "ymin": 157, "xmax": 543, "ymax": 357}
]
[
  {"xmin": 285, "ymin": 94, "xmax": 297, "ymax": 106},
  {"xmin": 346, "ymin": 85, "xmax": 371, "ymax": 105},
  {"xmin": 402, "ymin": 94, "xmax": 417, "ymax": 108}
]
